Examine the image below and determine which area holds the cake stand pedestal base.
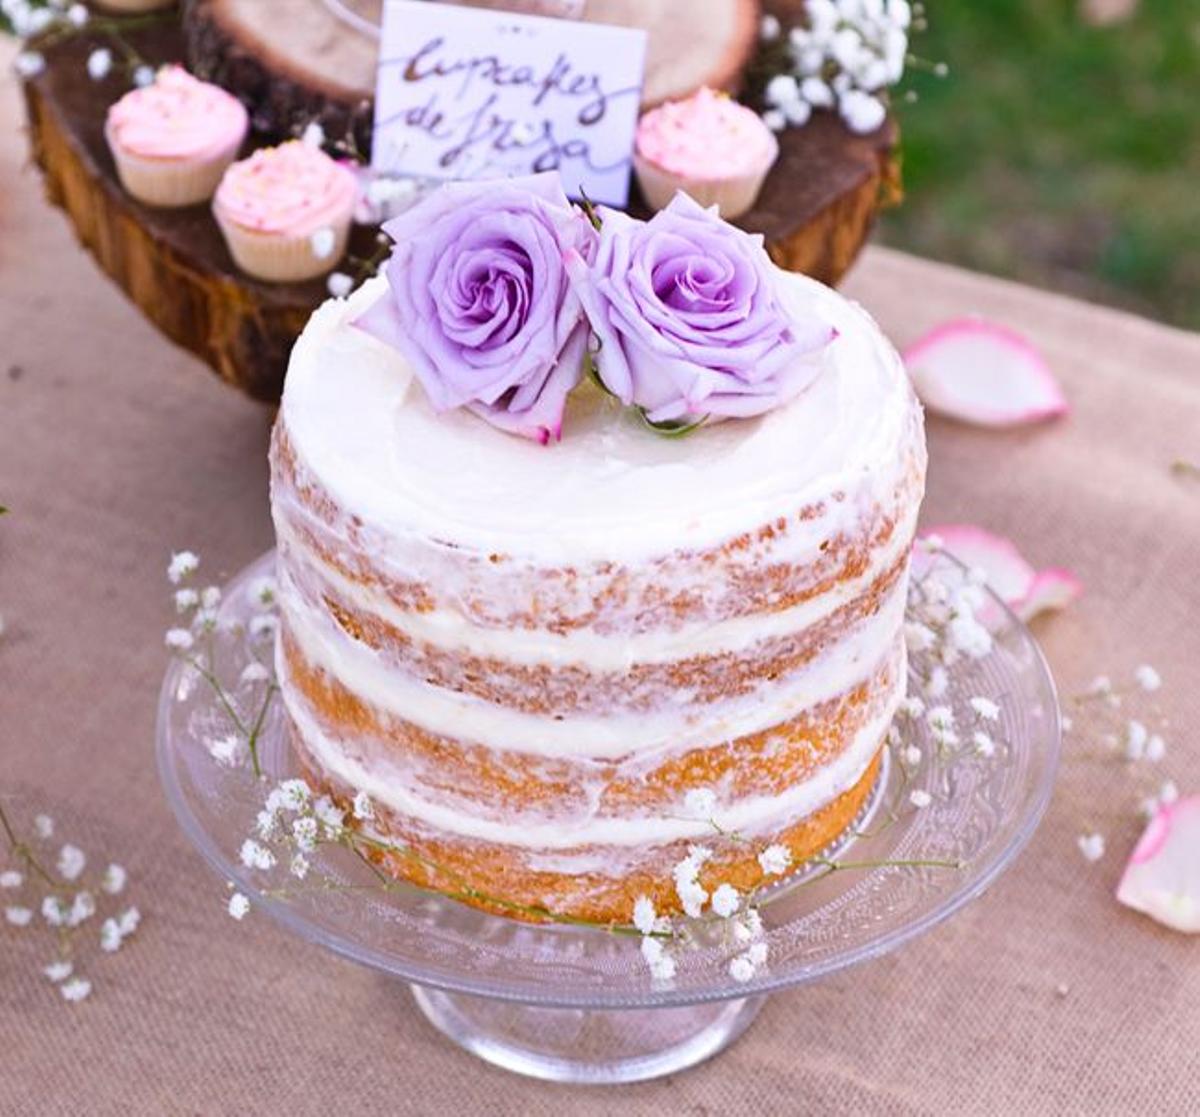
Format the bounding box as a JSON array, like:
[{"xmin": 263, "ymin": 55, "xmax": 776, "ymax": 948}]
[{"xmin": 410, "ymin": 986, "xmax": 766, "ymax": 1084}]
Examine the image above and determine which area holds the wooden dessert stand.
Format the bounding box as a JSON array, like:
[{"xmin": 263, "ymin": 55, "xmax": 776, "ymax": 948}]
[{"xmin": 21, "ymin": 1, "xmax": 900, "ymax": 403}]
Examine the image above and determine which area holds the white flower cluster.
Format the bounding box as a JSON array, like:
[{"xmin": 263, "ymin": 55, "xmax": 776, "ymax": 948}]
[
  {"xmin": 759, "ymin": 0, "xmax": 919, "ymax": 135},
  {"xmin": 6, "ymin": 1, "xmax": 88, "ymax": 79},
  {"xmin": 2, "ymin": 808, "xmax": 138, "ymax": 1004}
]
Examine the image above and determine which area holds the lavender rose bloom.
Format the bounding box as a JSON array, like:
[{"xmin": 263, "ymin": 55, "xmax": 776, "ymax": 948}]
[
  {"xmin": 355, "ymin": 173, "xmax": 596, "ymax": 443},
  {"xmin": 567, "ymin": 192, "xmax": 836, "ymax": 424}
]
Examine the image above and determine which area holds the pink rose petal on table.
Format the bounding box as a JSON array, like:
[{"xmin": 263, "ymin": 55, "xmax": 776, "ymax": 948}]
[
  {"xmin": 903, "ymin": 317, "xmax": 1069, "ymax": 428},
  {"xmin": 920, "ymin": 524, "xmax": 1082, "ymax": 622},
  {"xmin": 1117, "ymin": 797, "xmax": 1200, "ymax": 933}
]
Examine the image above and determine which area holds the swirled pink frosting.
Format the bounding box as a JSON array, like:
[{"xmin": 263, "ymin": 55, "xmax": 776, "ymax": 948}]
[
  {"xmin": 106, "ymin": 65, "xmax": 248, "ymax": 161},
  {"xmin": 636, "ymin": 87, "xmax": 777, "ymax": 180},
  {"xmin": 214, "ymin": 141, "xmax": 359, "ymax": 236}
]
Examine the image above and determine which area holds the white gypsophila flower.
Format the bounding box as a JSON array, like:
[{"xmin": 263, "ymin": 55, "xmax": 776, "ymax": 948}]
[
  {"xmin": 239, "ymin": 839, "xmax": 275, "ymax": 871},
  {"xmin": 228, "ymin": 892, "xmax": 250, "ymax": 920},
  {"xmin": 310, "ymin": 227, "xmax": 336, "ymax": 260},
  {"xmin": 34, "ymin": 814, "xmax": 53, "ymax": 839},
  {"xmin": 60, "ymin": 977, "xmax": 92, "ymax": 1003},
  {"xmin": 239, "ymin": 662, "xmax": 271, "ymax": 685},
  {"xmin": 249, "ymin": 576, "xmax": 278, "ymax": 608},
  {"xmin": 66, "ymin": 3, "xmax": 88, "ymax": 26},
  {"xmin": 352, "ymin": 791, "xmax": 374, "ymax": 821},
  {"xmin": 683, "ymin": 787, "xmax": 717, "ymax": 820},
  {"xmin": 648, "ymin": 953, "xmax": 676, "ymax": 981},
  {"xmin": 41, "ymin": 896, "xmax": 66, "ymax": 927},
  {"xmin": 313, "ymin": 796, "xmax": 344, "ymax": 833},
  {"xmin": 209, "ymin": 735, "xmax": 244, "ymax": 768},
  {"xmin": 800, "ymin": 76, "xmax": 835, "ymax": 108},
  {"xmin": 117, "ymin": 907, "xmax": 140, "ymax": 936},
  {"xmin": 970, "ymin": 696, "xmax": 1000, "ymax": 722},
  {"xmin": 57, "ymin": 844, "xmax": 85, "ymax": 881},
  {"xmin": 926, "ymin": 706, "xmax": 954, "ymax": 734},
  {"xmin": 729, "ymin": 954, "xmax": 756, "ymax": 982},
  {"xmin": 732, "ymin": 907, "xmax": 764, "ymax": 944},
  {"xmin": 164, "ymin": 627, "xmax": 194, "ymax": 652},
  {"xmin": 264, "ymin": 787, "xmax": 287, "ymax": 814},
  {"xmin": 886, "ymin": 724, "xmax": 903, "ymax": 748},
  {"xmin": 1134, "ymin": 664, "xmax": 1162, "ymax": 692},
  {"xmin": 640, "ymin": 935, "xmax": 664, "ymax": 964},
  {"xmin": 757, "ymin": 844, "xmax": 792, "ymax": 876},
  {"xmin": 632, "ymin": 895, "xmax": 656, "ymax": 935},
  {"xmin": 899, "ymin": 696, "xmax": 925, "ymax": 719},
  {"xmin": 301, "ymin": 121, "xmax": 326, "ymax": 148},
  {"xmin": 254, "ymin": 809, "xmax": 277, "ymax": 841},
  {"xmin": 764, "ymin": 73, "xmax": 801, "ymax": 109},
  {"xmin": 292, "ymin": 816, "xmax": 318, "ymax": 853},
  {"xmin": 909, "ymin": 789, "xmax": 932, "ymax": 809},
  {"xmin": 761, "ymin": 108, "xmax": 787, "ymax": 133},
  {"xmin": 0, "ymin": 870, "xmax": 22, "ymax": 889},
  {"xmin": 277, "ymin": 778, "xmax": 311, "ymax": 812},
  {"xmin": 43, "ymin": 960, "xmax": 73, "ymax": 983},
  {"xmin": 760, "ymin": 13, "xmax": 781, "ymax": 39},
  {"xmin": 101, "ymin": 863, "xmax": 126, "ymax": 896},
  {"xmin": 973, "ymin": 731, "xmax": 995, "ymax": 758},
  {"xmin": 5, "ymin": 906, "xmax": 33, "ymax": 927},
  {"xmin": 676, "ymin": 878, "xmax": 707, "ymax": 919},
  {"xmin": 1145, "ymin": 735, "xmax": 1166, "ymax": 763},
  {"xmin": 167, "ymin": 551, "xmax": 199, "ymax": 584},
  {"xmin": 904, "ymin": 621, "xmax": 936, "ymax": 653},
  {"xmin": 902, "ymin": 745, "xmax": 922, "ymax": 767},
  {"xmin": 1088, "ymin": 675, "xmax": 1112, "ymax": 696},
  {"xmin": 1159, "ymin": 780, "xmax": 1179, "ymax": 805},
  {"xmin": 133, "ymin": 65, "xmax": 154, "ymax": 88},
  {"xmin": 199, "ymin": 585, "xmax": 221, "ymax": 611},
  {"xmin": 839, "ymin": 89, "xmax": 887, "ymax": 134},
  {"xmin": 747, "ymin": 941, "xmax": 769, "ymax": 967},
  {"xmin": 13, "ymin": 52, "xmax": 46, "ymax": 79},
  {"xmin": 67, "ymin": 891, "xmax": 96, "ymax": 927},
  {"xmin": 99, "ymin": 918, "xmax": 122, "ymax": 953},
  {"xmin": 1077, "ymin": 833, "xmax": 1105, "ymax": 863},
  {"xmin": 86, "ymin": 47, "xmax": 111, "ymax": 81},
  {"xmin": 327, "ymin": 272, "xmax": 354, "ymax": 299},
  {"xmin": 927, "ymin": 666, "xmax": 949, "ymax": 699},
  {"xmin": 174, "ymin": 587, "xmax": 199, "ymax": 613},
  {"xmin": 783, "ymin": 98, "xmax": 812, "ymax": 127},
  {"xmin": 1125, "ymin": 720, "xmax": 1148, "ymax": 761},
  {"xmin": 711, "ymin": 883, "xmax": 740, "ymax": 918},
  {"xmin": 248, "ymin": 614, "xmax": 278, "ymax": 641},
  {"xmin": 290, "ymin": 853, "xmax": 310, "ymax": 879},
  {"xmin": 948, "ymin": 615, "xmax": 992, "ymax": 659}
]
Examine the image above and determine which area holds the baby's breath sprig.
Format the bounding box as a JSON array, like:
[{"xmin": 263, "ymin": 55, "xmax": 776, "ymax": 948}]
[{"xmin": 1, "ymin": 800, "xmax": 139, "ymax": 1004}]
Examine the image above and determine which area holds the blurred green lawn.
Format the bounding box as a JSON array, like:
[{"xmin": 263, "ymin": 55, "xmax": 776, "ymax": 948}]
[{"xmin": 881, "ymin": 0, "xmax": 1200, "ymax": 330}]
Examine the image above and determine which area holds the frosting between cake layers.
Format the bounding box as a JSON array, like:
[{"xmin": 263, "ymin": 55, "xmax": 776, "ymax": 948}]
[{"xmin": 279, "ymin": 270, "xmax": 920, "ymax": 566}]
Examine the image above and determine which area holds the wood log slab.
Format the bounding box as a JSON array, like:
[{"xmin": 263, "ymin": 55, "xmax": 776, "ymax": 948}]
[{"xmin": 21, "ymin": 13, "xmax": 898, "ymax": 404}]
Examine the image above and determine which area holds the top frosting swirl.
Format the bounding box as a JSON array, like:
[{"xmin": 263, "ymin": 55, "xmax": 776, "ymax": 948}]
[
  {"xmin": 636, "ymin": 87, "xmax": 777, "ymax": 180},
  {"xmin": 106, "ymin": 65, "xmax": 248, "ymax": 162},
  {"xmin": 213, "ymin": 141, "xmax": 359, "ymax": 237}
]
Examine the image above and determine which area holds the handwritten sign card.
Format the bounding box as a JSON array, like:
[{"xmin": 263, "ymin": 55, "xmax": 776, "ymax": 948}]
[{"xmin": 371, "ymin": 0, "xmax": 647, "ymax": 206}]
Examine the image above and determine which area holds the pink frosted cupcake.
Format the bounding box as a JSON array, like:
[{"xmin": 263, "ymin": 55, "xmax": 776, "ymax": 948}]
[
  {"xmin": 105, "ymin": 66, "xmax": 248, "ymax": 208},
  {"xmin": 213, "ymin": 141, "xmax": 358, "ymax": 283},
  {"xmin": 634, "ymin": 87, "xmax": 778, "ymax": 220}
]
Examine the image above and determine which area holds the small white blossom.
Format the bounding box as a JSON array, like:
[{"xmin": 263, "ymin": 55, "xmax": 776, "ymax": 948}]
[
  {"xmin": 228, "ymin": 892, "xmax": 250, "ymax": 921},
  {"xmin": 249, "ymin": 576, "xmax": 278, "ymax": 608},
  {"xmin": 1159, "ymin": 780, "xmax": 1179, "ymax": 805},
  {"xmin": 59, "ymin": 977, "xmax": 92, "ymax": 1003},
  {"xmin": 66, "ymin": 4, "xmax": 89, "ymax": 26},
  {"xmin": 1077, "ymin": 833, "xmax": 1105, "ymax": 863},
  {"xmin": 290, "ymin": 853, "xmax": 310, "ymax": 879},
  {"xmin": 254, "ymin": 809, "xmax": 278, "ymax": 840},
  {"xmin": 948, "ymin": 615, "xmax": 992, "ymax": 659},
  {"xmin": 640, "ymin": 935, "xmax": 664, "ymax": 964},
  {"xmin": 292, "ymin": 816, "xmax": 318, "ymax": 852},
  {"xmin": 167, "ymin": 551, "xmax": 199, "ymax": 584},
  {"xmin": 1061, "ymin": 714, "xmax": 1073, "ymax": 732},
  {"xmin": 973, "ymin": 731, "xmax": 995, "ymax": 758},
  {"xmin": 1145, "ymin": 735, "xmax": 1166, "ymax": 763},
  {"xmin": 301, "ymin": 121, "xmax": 326, "ymax": 148},
  {"xmin": 909, "ymin": 789, "xmax": 932, "ymax": 809},
  {"xmin": 57, "ymin": 844, "xmax": 86, "ymax": 881},
  {"xmin": 711, "ymin": 883, "xmax": 740, "ymax": 918},
  {"xmin": 902, "ymin": 745, "xmax": 922, "ymax": 767},
  {"xmin": 927, "ymin": 666, "xmax": 949, "ymax": 698},
  {"xmin": 41, "ymin": 896, "xmax": 66, "ymax": 927},
  {"xmin": 1125, "ymin": 720, "xmax": 1148, "ymax": 761},
  {"xmin": 648, "ymin": 953, "xmax": 676, "ymax": 981},
  {"xmin": 197, "ymin": 585, "xmax": 221, "ymax": 611},
  {"xmin": 1138, "ymin": 796, "xmax": 1160, "ymax": 821},
  {"xmin": 327, "ymin": 272, "xmax": 354, "ymax": 299},
  {"xmin": 13, "ymin": 52, "xmax": 46, "ymax": 79},
  {"xmin": 248, "ymin": 613, "xmax": 278, "ymax": 640},
  {"xmin": 632, "ymin": 895, "xmax": 657, "ymax": 935},
  {"xmin": 764, "ymin": 73, "xmax": 801, "ymax": 108},
  {"xmin": 313, "ymin": 796, "xmax": 345, "ymax": 833},
  {"xmin": 1088, "ymin": 675, "xmax": 1112, "ymax": 696},
  {"xmin": 899, "ymin": 696, "xmax": 925, "ymax": 719},
  {"xmin": 839, "ymin": 89, "xmax": 887, "ymax": 133},
  {"xmin": 86, "ymin": 47, "xmax": 111, "ymax": 81},
  {"xmin": 733, "ymin": 907, "xmax": 764, "ymax": 944},
  {"xmin": 43, "ymin": 960, "xmax": 73, "ymax": 983},
  {"xmin": 117, "ymin": 907, "xmax": 140, "ymax": 936},
  {"xmin": 5, "ymin": 906, "xmax": 33, "ymax": 927},
  {"xmin": 760, "ymin": 13, "xmax": 781, "ymax": 39},
  {"xmin": 239, "ymin": 839, "xmax": 275, "ymax": 871},
  {"xmin": 970, "ymin": 697, "xmax": 1000, "ymax": 722},
  {"xmin": 34, "ymin": 814, "xmax": 54, "ymax": 840},
  {"xmin": 783, "ymin": 98, "xmax": 812, "ymax": 126},
  {"xmin": 66, "ymin": 891, "xmax": 96, "ymax": 927},
  {"xmin": 757, "ymin": 844, "xmax": 792, "ymax": 876},
  {"xmin": 747, "ymin": 941, "xmax": 768, "ymax": 967},
  {"xmin": 310, "ymin": 227, "xmax": 337, "ymax": 260},
  {"xmin": 164, "ymin": 627, "xmax": 194, "ymax": 652},
  {"xmin": 729, "ymin": 954, "xmax": 756, "ymax": 983},
  {"xmin": 926, "ymin": 706, "xmax": 955, "ymax": 734},
  {"xmin": 209, "ymin": 734, "xmax": 244, "ymax": 768},
  {"xmin": 277, "ymin": 779, "xmax": 312, "ymax": 811},
  {"xmin": 1134, "ymin": 665, "xmax": 1162, "ymax": 692},
  {"xmin": 239, "ymin": 662, "xmax": 271, "ymax": 685},
  {"xmin": 101, "ymin": 863, "xmax": 127, "ymax": 895},
  {"xmin": 99, "ymin": 917, "xmax": 122, "ymax": 953},
  {"xmin": 133, "ymin": 65, "xmax": 155, "ymax": 88},
  {"xmin": 904, "ymin": 621, "xmax": 936, "ymax": 653},
  {"xmin": 800, "ymin": 76, "xmax": 835, "ymax": 107},
  {"xmin": 676, "ymin": 878, "xmax": 707, "ymax": 918},
  {"xmin": 761, "ymin": 108, "xmax": 787, "ymax": 132},
  {"xmin": 352, "ymin": 791, "xmax": 374, "ymax": 821},
  {"xmin": 0, "ymin": 870, "xmax": 22, "ymax": 889},
  {"xmin": 174, "ymin": 588, "xmax": 199, "ymax": 613},
  {"xmin": 683, "ymin": 787, "xmax": 717, "ymax": 820}
]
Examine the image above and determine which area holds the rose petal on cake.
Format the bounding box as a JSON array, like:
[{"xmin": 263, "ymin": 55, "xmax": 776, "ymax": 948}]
[
  {"xmin": 1014, "ymin": 567, "xmax": 1084, "ymax": 622},
  {"xmin": 903, "ymin": 318, "xmax": 1068, "ymax": 427},
  {"xmin": 1117, "ymin": 797, "xmax": 1200, "ymax": 933}
]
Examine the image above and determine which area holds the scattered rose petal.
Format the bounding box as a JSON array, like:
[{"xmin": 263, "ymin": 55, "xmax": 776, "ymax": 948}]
[
  {"xmin": 1117, "ymin": 796, "xmax": 1200, "ymax": 932},
  {"xmin": 1017, "ymin": 568, "xmax": 1084, "ymax": 623},
  {"xmin": 903, "ymin": 317, "xmax": 1068, "ymax": 427}
]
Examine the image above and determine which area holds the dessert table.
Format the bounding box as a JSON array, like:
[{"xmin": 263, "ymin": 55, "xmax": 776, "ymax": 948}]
[{"xmin": 2, "ymin": 45, "xmax": 1199, "ymax": 1117}]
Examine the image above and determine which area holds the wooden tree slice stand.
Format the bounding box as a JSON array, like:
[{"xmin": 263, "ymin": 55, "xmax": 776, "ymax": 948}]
[{"xmin": 22, "ymin": 4, "xmax": 900, "ymax": 403}]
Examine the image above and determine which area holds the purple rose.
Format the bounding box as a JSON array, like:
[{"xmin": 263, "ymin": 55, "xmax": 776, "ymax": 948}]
[
  {"xmin": 567, "ymin": 192, "xmax": 836, "ymax": 424},
  {"xmin": 355, "ymin": 173, "xmax": 596, "ymax": 443}
]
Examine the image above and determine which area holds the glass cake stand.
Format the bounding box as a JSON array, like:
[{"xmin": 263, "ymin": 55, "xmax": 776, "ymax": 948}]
[{"xmin": 157, "ymin": 552, "xmax": 1061, "ymax": 1085}]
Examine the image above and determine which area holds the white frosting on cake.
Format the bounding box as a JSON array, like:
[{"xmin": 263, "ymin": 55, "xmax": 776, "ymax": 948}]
[{"xmin": 280, "ymin": 271, "xmax": 915, "ymax": 564}]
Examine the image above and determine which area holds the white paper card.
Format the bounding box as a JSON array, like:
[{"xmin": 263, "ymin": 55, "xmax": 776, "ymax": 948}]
[{"xmin": 371, "ymin": 0, "xmax": 647, "ymax": 206}]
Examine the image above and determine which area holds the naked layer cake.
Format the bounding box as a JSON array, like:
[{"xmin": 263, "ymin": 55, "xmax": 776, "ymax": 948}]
[{"xmin": 268, "ymin": 176, "xmax": 925, "ymax": 923}]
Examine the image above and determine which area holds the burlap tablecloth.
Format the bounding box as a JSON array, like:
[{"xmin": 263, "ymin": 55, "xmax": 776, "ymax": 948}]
[{"xmin": 2, "ymin": 48, "xmax": 1198, "ymax": 1115}]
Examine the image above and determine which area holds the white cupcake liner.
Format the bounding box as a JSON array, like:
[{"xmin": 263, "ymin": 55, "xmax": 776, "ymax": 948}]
[
  {"xmin": 213, "ymin": 209, "xmax": 352, "ymax": 284},
  {"xmin": 105, "ymin": 122, "xmax": 243, "ymax": 208},
  {"xmin": 632, "ymin": 144, "xmax": 777, "ymax": 221}
]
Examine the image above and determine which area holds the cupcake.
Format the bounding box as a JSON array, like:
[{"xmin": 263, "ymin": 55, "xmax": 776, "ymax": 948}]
[
  {"xmin": 633, "ymin": 87, "xmax": 778, "ymax": 220},
  {"xmin": 104, "ymin": 66, "xmax": 248, "ymax": 208},
  {"xmin": 213, "ymin": 141, "xmax": 358, "ymax": 283}
]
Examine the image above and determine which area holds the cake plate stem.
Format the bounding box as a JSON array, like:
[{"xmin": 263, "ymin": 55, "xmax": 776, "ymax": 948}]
[{"xmin": 409, "ymin": 985, "xmax": 766, "ymax": 1084}]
